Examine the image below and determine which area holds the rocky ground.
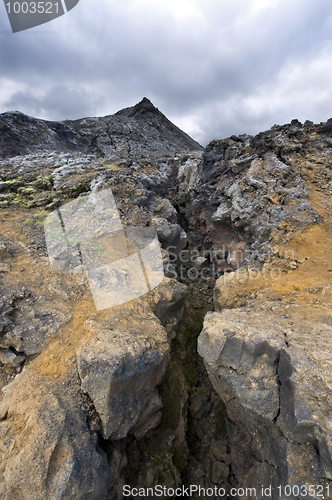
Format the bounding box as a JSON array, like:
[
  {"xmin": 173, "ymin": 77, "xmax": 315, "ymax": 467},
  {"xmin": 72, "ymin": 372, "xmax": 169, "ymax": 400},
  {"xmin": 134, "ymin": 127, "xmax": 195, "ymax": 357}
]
[{"xmin": 0, "ymin": 101, "xmax": 332, "ymax": 499}]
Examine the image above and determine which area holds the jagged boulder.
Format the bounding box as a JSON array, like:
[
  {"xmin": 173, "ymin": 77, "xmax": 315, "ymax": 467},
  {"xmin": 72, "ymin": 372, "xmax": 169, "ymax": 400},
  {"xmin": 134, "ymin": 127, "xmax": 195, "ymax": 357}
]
[
  {"xmin": 76, "ymin": 277, "xmax": 187, "ymax": 440},
  {"xmin": 77, "ymin": 301, "xmax": 170, "ymax": 440},
  {"xmin": 198, "ymin": 305, "xmax": 332, "ymax": 493},
  {"xmin": 0, "ymin": 371, "xmax": 110, "ymax": 500},
  {"xmin": 143, "ymin": 276, "xmax": 187, "ymax": 338}
]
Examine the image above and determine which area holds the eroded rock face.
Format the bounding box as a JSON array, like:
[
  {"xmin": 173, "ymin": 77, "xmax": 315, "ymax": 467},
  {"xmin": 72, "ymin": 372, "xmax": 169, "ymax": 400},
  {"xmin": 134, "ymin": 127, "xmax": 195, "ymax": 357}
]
[
  {"xmin": 0, "ymin": 99, "xmax": 196, "ymax": 498},
  {"xmin": 0, "ymin": 371, "xmax": 110, "ymax": 500},
  {"xmin": 190, "ymin": 117, "xmax": 332, "ymax": 494},
  {"xmin": 77, "ymin": 301, "xmax": 170, "ymax": 440},
  {"xmin": 206, "ymin": 152, "xmax": 319, "ymax": 246},
  {"xmin": 0, "ymin": 292, "xmax": 72, "ymax": 355},
  {"xmin": 0, "ymin": 278, "xmax": 187, "ymax": 499},
  {"xmin": 198, "ymin": 310, "xmax": 282, "ymax": 422},
  {"xmin": 75, "ymin": 277, "xmax": 187, "ymax": 444},
  {"xmin": 181, "ymin": 122, "xmax": 332, "ymax": 280},
  {"xmin": 143, "ymin": 276, "xmax": 187, "ymax": 338},
  {"xmin": 198, "ymin": 304, "xmax": 332, "ymax": 492}
]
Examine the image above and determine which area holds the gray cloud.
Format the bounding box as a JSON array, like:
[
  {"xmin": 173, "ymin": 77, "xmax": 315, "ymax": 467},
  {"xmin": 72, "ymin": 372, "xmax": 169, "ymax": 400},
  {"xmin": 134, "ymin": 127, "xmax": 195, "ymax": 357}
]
[{"xmin": 1, "ymin": 0, "xmax": 332, "ymax": 146}]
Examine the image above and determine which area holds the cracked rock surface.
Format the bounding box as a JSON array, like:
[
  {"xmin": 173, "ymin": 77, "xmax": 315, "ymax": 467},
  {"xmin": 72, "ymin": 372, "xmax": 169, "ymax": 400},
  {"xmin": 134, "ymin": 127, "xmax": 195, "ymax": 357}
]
[
  {"xmin": 77, "ymin": 301, "xmax": 170, "ymax": 441},
  {"xmin": 1, "ymin": 100, "xmax": 332, "ymax": 499},
  {"xmin": 198, "ymin": 304, "xmax": 332, "ymax": 491},
  {"xmin": 194, "ymin": 119, "xmax": 332, "ymax": 497}
]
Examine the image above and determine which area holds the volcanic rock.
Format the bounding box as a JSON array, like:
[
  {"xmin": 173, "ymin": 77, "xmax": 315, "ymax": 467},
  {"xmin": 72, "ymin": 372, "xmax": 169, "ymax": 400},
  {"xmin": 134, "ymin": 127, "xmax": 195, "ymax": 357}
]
[{"xmin": 1, "ymin": 102, "xmax": 332, "ymax": 498}]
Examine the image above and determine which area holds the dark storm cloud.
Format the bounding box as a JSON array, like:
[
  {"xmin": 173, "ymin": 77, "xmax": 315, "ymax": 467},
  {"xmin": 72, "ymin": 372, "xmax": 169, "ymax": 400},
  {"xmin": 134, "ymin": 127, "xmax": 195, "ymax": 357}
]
[{"xmin": 1, "ymin": 0, "xmax": 332, "ymax": 145}]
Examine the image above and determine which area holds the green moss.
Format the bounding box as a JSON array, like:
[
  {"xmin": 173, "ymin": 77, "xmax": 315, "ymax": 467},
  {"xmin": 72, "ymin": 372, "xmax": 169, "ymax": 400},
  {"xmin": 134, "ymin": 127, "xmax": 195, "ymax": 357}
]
[
  {"xmin": 172, "ymin": 311, "xmax": 203, "ymax": 392},
  {"xmin": 0, "ymin": 177, "xmax": 24, "ymax": 193},
  {"xmin": 24, "ymin": 211, "xmax": 51, "ymax": 226},
  {"xmin": 32, "ymin": 211, "xmax": 52, "ymax": 225},
  {"xmin": 39, "ymin": 194, "xmax": 57, "ymax": 205},
  {"xmin": 32, "ymin": 175, "xmax": 54, "ymax": 190},
  {"xmin": 33, "ymin": 211, "xmax": 50, "ymax": 220},
  {"xmin": 103, "ymin": 161, "xmax": 119, "ymax": 171},
  {"xmin": 0, "ymin": 193, "xmax": 15, "ymax": 202},
  {"xmin": 105, "ymin": 447, "xmax": 113, "ymax": 462},
  {"xmin": 149, "ymin": 455, "xmax": 177, "ymax": 485},
  {"xmin": 26, "ymin": 200, "xmax": 37, "ymax": 208},
  {"xmin": 150, "ymin": 450, "xmax": 170, "ymax": 468},
  {"xmin": 17, "ymin": 187, "xmax": 37, "ymax": 197},
  {"xmin": 64, "ymin": 180, "xmax": 91, "ymax": 197},
  {"xmin": 12, "ymin": 193, "xmax": 28, "ymax": 207}
]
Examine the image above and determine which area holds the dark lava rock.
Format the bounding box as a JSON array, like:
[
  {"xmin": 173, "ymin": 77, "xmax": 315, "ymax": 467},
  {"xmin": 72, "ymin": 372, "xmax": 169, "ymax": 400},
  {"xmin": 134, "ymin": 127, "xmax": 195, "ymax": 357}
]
[{"xmin": 0, "ymin": 98, "xmax": 203, "ymax": 161}]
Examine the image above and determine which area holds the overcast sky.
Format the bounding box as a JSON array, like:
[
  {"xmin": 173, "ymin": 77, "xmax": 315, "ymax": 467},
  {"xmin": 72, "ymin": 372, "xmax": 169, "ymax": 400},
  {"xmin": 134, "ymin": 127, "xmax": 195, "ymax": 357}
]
[{"xmin": 1, "ymin": 0, "xmax": 332, "ymax": 146}]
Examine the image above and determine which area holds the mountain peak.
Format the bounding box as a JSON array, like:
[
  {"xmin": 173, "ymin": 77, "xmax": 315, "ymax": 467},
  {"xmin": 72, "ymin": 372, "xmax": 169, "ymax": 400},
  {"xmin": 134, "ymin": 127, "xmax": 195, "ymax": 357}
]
[
  {"xmin": 137, "ymin": 97, "xmax": 156, "ymax": 110},
  {"xmin": 115, "ymin": 97, "xmax": 159, "ymax": 118},
  {"xmin": 0, "ymin": 99, "xmax": 202, "ymax": 160}
]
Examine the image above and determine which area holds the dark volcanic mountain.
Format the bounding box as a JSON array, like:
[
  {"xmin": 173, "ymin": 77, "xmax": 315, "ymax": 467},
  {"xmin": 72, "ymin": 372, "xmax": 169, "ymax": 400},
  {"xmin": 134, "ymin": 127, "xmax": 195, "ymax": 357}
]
[{"xmin": 0, "ymin": 97, "xmax": 203, "ymax": 163}]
